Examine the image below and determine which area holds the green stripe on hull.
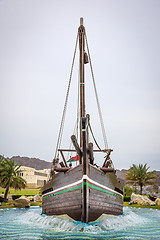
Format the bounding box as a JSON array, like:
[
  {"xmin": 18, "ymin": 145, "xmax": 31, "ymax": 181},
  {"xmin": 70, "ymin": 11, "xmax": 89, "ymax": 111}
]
[
  {"xmin": 43, "ymin": 184, "xmax": 82, "ymax": 199},
  {"xmin": 54, "ymin": 184, "xmax": 82, "ymax": 196},
  {"xmin": 83, "ymin": 182, "xmax": 122, "ymax": 199},
  {"xmin": 43, "ymin": 181, "xmax": 123, "ymax": 200}
]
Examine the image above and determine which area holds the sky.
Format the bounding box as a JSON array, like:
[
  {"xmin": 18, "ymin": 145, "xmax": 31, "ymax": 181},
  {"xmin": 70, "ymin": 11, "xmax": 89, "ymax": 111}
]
[{"xmin": 0, "ymin": 0, "xmax": 160, "ymax": 170}]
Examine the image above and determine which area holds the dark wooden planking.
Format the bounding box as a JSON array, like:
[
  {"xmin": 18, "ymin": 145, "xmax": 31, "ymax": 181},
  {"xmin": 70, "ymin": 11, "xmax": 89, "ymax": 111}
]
[
  {"xmin": 43, "ymin": 188, "xmax": 82, "ymax": 220},
  {"xmin": 43, "ymin": 190, "xmax": 81, "ymax": 206},
  {"xmin": 42, "ymin": 161, "xmax": 123, "ymax": 222},
  {"xmin": 42, "ymin": 164, "xmax": 82, "ymax": 193},
  {"xmin": 89, "ymin": 164, "xmax": 122, "ymax": 191}
]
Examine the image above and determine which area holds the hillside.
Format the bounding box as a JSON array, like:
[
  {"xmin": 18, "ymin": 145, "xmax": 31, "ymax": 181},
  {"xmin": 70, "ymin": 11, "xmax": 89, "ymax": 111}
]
[
  {"xmin": 7, "ymin": 156, "xmax": 160, "ymax": 187},
  {"xmin": 10, "ymin": 156, "xmax": 52, "ymax": 170},
  {"xmin": 116, "ymin": 169, "xmax": 160, "ymax": 188}
]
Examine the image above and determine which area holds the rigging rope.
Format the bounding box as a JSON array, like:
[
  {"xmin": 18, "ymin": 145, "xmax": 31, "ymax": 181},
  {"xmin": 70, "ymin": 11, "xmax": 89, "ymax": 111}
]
[
  {"xmin": 66, "ymin": 72, "xmax": 80, "ymax": 162},
  {"xmin": 85, "ymin": 31, "xmax": 108, "ymax": 150},
  {"xmin": 76, "ymin": 67, "xmax": 80, "ymax": 142},
  {"xmin": 54, "ymin": 32, "xmax": 79, "ymax": 159},
  {"xmin": 66, "ymin": 120, "xmax": 78, "ymax": 160},
  {"xmin": 88, "ymin": 121, "xmax": 102, "ymax": 151}
]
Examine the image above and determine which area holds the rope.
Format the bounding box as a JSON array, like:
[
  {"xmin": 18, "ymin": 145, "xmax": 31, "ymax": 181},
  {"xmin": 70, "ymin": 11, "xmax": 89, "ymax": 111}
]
[
  {"xmin": 85, "ymin": 31, "xmax": 108, "ymax": 150},
  {"xmin": 76, "ymin": 67, "xmax": 80, "ymax": 142},
  {"xmin": 88, "ymin": 121, "xmax": 102, "ymax": 151},
  {"xmin": 66, "ymin": 123, "xmax": 75, "ymax": 161},
  {"xmin": 54, "ymin": 32, "xmax": 78, "ymax": 159}
]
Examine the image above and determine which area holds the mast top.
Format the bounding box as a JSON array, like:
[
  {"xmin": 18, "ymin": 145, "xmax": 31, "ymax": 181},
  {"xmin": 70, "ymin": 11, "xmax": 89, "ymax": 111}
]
[{"xmin": 80, "ymin": 17, "xmax": 83, "ymax": 26}]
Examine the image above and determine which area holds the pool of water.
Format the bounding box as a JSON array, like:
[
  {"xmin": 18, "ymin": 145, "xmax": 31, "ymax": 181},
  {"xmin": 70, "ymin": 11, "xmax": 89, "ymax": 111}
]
[{"xmin": 0, "ymin": 207, "xmax": 160, "ymax": 239}]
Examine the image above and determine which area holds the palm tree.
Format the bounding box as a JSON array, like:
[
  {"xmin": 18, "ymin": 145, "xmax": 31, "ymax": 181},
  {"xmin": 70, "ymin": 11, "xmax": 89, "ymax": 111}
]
[
  {"xmin": 0, "ymin": 156, "xmax": 27, "ymax": 200},
  {"xmin": 125, "ymin": 163, "xmax": 157, "ymax": 195}
]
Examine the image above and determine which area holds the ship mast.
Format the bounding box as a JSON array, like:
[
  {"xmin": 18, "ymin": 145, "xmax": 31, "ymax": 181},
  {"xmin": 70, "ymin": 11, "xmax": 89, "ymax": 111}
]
[
  {"xmin": 78, "ymin": 17, "xmax": 86, "ymax": 148},
  {"xmin": 78, "ymin": 17, "xmax": 89, "ymax": 223}
]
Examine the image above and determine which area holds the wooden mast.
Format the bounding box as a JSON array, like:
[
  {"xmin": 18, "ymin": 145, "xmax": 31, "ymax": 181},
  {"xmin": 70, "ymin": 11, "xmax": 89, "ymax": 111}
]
[
  {"xmin": 78, "ymin": 17, "xmax": 89, "ymax": 223},
  {"xmin": 78, "ymin": 17, "xmax": 85, "ymax": 147}
]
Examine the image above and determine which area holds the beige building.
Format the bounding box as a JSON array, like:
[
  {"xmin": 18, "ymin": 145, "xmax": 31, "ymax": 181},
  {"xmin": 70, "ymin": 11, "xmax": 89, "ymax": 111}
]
[{"xmin": 19, "ymin": 166, "xmax": 50, "ymax": 188}]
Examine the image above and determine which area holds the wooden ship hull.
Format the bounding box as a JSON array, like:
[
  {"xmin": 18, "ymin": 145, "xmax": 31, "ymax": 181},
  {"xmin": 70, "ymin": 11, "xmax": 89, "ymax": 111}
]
[
  {"xmin": 42, "ymin": 164, "xmax": 123, "ymax": 222},
  {"xmin": 42, "ymin": 18, "xmax": 124, "ymax": 223}
]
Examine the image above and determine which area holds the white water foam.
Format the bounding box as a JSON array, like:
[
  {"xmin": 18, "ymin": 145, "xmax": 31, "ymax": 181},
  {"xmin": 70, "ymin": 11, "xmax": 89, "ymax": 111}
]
[
  {"xmin": 98, "ymin": 210, "xmax": 148, "ymax": 232},
  {"xmin": 16, "ymin": 209, "xmax": 77, "ymax": 232},
  {"xmin": 15, "ymin": 207, "xmax": 149, "ymax": 233}
]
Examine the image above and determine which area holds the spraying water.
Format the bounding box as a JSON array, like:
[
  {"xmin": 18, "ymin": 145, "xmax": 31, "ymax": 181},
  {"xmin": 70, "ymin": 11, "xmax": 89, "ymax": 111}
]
[{"xmin": 0, "ymin": 207, "xmax": 160, "ymax": 239}]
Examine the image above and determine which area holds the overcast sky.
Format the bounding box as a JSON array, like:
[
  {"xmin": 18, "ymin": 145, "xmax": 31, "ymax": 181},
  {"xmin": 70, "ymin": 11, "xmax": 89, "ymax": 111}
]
[{"xmin": 0, "ymin": 0, "xmax": 160, "ymax": 170}]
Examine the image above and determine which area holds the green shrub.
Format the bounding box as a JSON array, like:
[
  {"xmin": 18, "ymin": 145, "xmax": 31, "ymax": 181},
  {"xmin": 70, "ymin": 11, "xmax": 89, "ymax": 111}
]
[
  {"xmin": 12, "ymin": 194, "xmax": 36, "ymax": 200},
  {"xmin": 123, "ymin": 196, "xmax": 131, "ymax": 202},
  {"xmin": 124, "ymin": 186, "xmax": 133, "ymax": 196},
  {"xmin": 12, "ymin": 195, "xmax": 21, "ymax": 200}
]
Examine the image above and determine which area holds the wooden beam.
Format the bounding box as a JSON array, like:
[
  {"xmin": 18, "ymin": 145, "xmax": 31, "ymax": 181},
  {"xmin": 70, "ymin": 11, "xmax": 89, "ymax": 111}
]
[
  {"xmin": 71, "ymin": 135, "xmax": 82, "ymax": 164},
  {"xmin": 58, "ymin": 148, "xmax": 109, "ymax": 152},
  {"xmin": 81, "ymin": 124, "xmax": 89, "ymax": 223},
  {"xmin": 55, "ymin": 167, "xmax": 70, "ymax": 172},
  {"xmin": 58, "ymin": 149, "xmax": 76, "ymax": 152},
  {"xmin": 93, "ymin": 149, "xmax": 108, "ymax": 152},
  {"xmin": 100, "ymin": 167, "xmax": 116, "ymax": 173},
  {"xmin": 87, "ymin": 142, "xmax": 94, "ymax": 165},
  {"xmin": 60, "ymin": 150, "xmax": 68, "ymax": 167},
  {"xmin": 102, "ymin": 149, "xmax": 113, "ymax": 167}
]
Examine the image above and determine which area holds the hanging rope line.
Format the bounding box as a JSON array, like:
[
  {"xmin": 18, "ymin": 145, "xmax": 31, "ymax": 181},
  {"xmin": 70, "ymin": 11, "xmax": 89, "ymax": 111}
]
[
  {"xmin": 76, "ymin": 67, "xmax": 80, "ymax": 142},
  {"xmin": 88, "ymin": 121, "xmax": 102, "ymax": 151},
  {"xmin": 54, "ymin": 32, "xmax": 78, "ymax": 159},
  {"xmin": 85, "ymin": 31, "xmax": 108, "ymax": 150},
  {"xmin": 66, "ymin": 120, "xmax": 78, "ymax": 160},
  {"xmin": 67, "ymin": 71, "xmax": 80, "ymax": 162},
  {"xmin": 54, "ymin": 30, "xmax": 108, "ymax": 161}
]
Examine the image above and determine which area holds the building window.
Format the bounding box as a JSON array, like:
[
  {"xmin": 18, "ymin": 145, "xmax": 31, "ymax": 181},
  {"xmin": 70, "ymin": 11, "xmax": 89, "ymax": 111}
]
[{"xmin": 34, "ymin": 171, "xmax": 47, "ymax": 177}]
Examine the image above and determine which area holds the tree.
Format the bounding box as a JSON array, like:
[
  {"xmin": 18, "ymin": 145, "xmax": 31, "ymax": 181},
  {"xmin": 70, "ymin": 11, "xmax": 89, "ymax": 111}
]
[
  {"xmin": 124, "ymin": 185, "xmax": 133, "ymax": 197},
  {"xmin": 0, "ymin": 155, "xmax": 27, "ymax": 200},
  {"xmin": 125, "ymin": 163, "xmax": 157, "ymax": 195}
]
